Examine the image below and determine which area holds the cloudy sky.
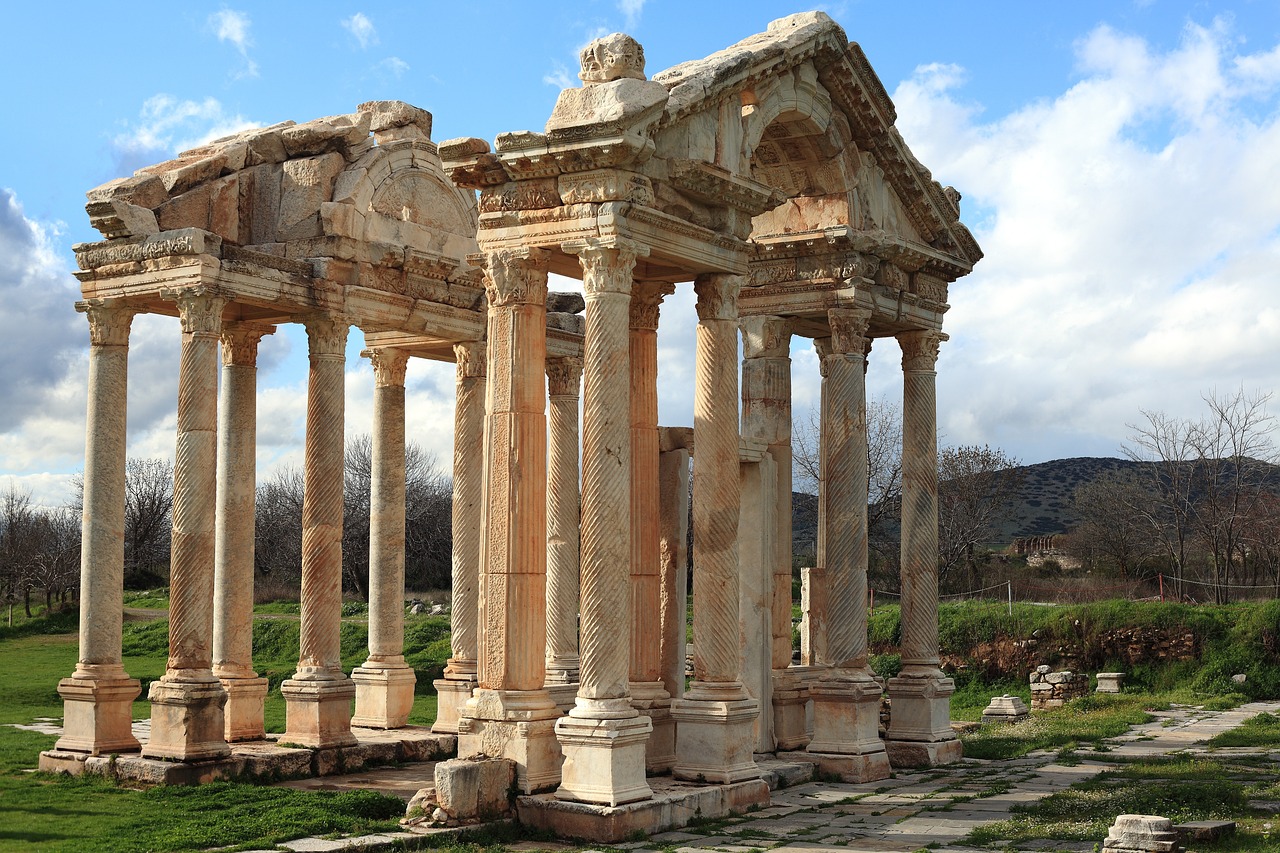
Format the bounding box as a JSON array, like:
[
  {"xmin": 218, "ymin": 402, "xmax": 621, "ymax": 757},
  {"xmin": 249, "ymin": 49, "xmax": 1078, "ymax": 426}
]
[{"xmin": 1, "ymin": 1, "xmax": 1278, "ymax": 507}]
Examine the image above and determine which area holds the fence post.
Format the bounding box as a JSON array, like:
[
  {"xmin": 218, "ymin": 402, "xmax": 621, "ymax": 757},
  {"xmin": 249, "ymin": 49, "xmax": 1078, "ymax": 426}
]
[
  {"xmin": 1159, "ymin": 573, "xmax": 1164, "ymax": 603},
  {"xmin": 1007, "ymin": 580, "xmax": 1012, "ymax": 616}
]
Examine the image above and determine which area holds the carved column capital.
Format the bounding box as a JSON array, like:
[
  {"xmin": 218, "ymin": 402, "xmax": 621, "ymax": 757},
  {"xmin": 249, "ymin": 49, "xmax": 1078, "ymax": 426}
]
[
  {"xmin": 304, "ymin": 316, "xmax": 350, "ymax": 360},
  {"xmin": 828, "ymin": 308, "xmax": 872, "ymax": 357},
  {"xmin": 545, "ymin": 356, "xmax": 584, "ymax": 397},
  {"xmin": 898, "ymin": 329, "xmax": 947, "ymax": 373},
  {"xmin": 77, "ymin": 299, "xmax": 136, "ymax": 347},
  {"xmin": 364, "ymin": 347, "xmax": 410, "ymax": 388},
  {"xmin": 164, "ymin": 287, "xmax": 227, "ymax": 338},
  {"xmin": 694, "ymin": 273, "xmax": 742, "ymax": 322},
  {"xmin": 220, "ymin": 324, "xmax": 274, "ymax": 367},
  {"xmin": 740, "ymin": 315, "xmax": 791, "ymax": 359},
  {"xmin": 483, "ymin": 248, "xmax": 551, "ymax": 307},
  {"xmin": 629, "ymin": 281, "xmax": 675, "ymax": 330},
  {"xmin": 814, "ymin": 336, "xmax": 833, "ymax": 378},
  {"xmin": 453, "ymin": 339, "xmax": 486, "ymax": 380},
  {"xmin": 564, "ymin": 237, "xmax": 649, "ymax": 296}
]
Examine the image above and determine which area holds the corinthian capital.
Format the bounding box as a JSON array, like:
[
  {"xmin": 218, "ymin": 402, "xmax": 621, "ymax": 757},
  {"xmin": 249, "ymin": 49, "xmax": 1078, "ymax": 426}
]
[
  {"xmin": 453, "ymin": 339, "xmax": 486, "ymax": 380},
  {"xmin": 813, "ymin": 336, "xmax": 833, "ymax": 379},
  {"xmin": 564, "ymin": 238, "xmax": 648, "ymax": 297},
  {"xmin": 740, "ymin": 315, "xmax": 791, "ymax": 359},
  {"xmin": 629, "ymin": 281, "xmax": 675, "ymax": 330},
  {"xmin": 694, "ymin": 273, "xmax": 742, "ymax": 322},
  {"xmin": 365, "ymin": 347, "xmax": 410, "ymax": 388},
  {"xmin": 220, "ymin": 323, "xmax": 274, "ymax": 367},
  {"xmin": 77, "ymin": 299, "xmax": 136, "ymax": 347},
  {"xmin": 898, "ymin": 329, "xmax": 947, "ymax": 372},
  {"xmin": 483, "ymin": 248, "xmax": 551, "ymax": 308},
  {"xmin": 828, "ymin": 307, "xmax": 872, "ymax": 357},
  {"xmin": 163, "ymin": 287, "xmax": 227, "ymax": 337},
  {"xmin": 305, "ymin": 315, "xmax": 350, "ymax": 359},
  {"xmin": 545, "ymin": 356, "xmax": 584, "ymax": 397}
]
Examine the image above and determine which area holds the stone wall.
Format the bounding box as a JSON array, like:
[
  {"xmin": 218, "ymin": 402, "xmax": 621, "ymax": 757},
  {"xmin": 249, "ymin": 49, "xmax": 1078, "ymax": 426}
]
[{"xmin": 1029, "ymin": 666, "xmax": 1088, "ymax": 710}]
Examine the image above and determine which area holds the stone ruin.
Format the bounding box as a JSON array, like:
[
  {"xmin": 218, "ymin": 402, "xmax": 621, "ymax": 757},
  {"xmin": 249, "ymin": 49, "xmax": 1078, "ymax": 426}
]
[
  {"xmin": 42, "ymin": 12, "xmax": 982, "ymax": 840},
  {"xmin": 1029, "ymin": 665, "xmax": 1090, "ymax": 709}
]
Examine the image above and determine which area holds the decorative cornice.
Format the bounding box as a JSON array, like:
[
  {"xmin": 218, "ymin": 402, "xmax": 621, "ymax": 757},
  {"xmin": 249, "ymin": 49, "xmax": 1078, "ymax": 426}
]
[
  {"xmin": 545, "ymin": 356, "xmax": 584, "ymax": 396},
  {"xmin": 563, "ymin": 238, "xmax": 648, "ymax": 297},
  {"xmin": 77, "ymin": 300, "xmax": 136, "ymax": 347},
  {"xmin": 453, "ymin": 339, "xmax": 486, "ymax": 380},
  {"xmin": 828, "ymin": 307, "xmax": 872, "ymax": 357},
  {"xmin": 740, "ymin": 315, "xmax": 791, "ymax": 360},
  {"xmin": 482, "ymin": 247, "xmax": 551, "ymax": 308},
  {"xmin": 220, "ymin": 324, "xmax": 274, "ymax": 367},
  {"xmin": 694, "ymin": 273, "xmax": 742, "ymax": 322},
  {"xmin": 365, "ymin": 347, "xmax": 410, "ymax": 388},
  {"xmin": 629, "ymin": 281, "xmax": 675, "ymax": 330},
  {"xmin": 898, "ymin": 328, "xmax": 947, "ymax": 372}
]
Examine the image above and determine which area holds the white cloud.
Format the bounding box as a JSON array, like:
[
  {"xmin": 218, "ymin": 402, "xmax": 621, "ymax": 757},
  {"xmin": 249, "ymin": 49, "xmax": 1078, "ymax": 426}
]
[
  {"xmin": 886, "ymin": 18, "xmax": 1280, "ymax": 462},
  {"xmin": 618, "ymin": 0, "xmax": 645, "ymax": 32},
  {"xmin": 343, "ymin": 12, "xmax": 378, "ymax": 49},
  {"xmin": 377, "ymin": 56, "xmax": 410, "ymax": 78},
  {"xmin": 111, "ymin": 94, "xmax": 259, "ymax": 173},
  {"xmin": 209, "ymin": 8, "xmax": 259, "ymax": 79},
  {"xmin": 543, "ymin": 62, "xmax": 575, "ymax": 90}
]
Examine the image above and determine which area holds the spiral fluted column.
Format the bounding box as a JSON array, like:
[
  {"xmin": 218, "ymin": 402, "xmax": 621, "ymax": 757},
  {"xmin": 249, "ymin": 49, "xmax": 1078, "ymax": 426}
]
[
  {"xmin": 53, "ymin": 301, "xmax": 141, "ymax": 757},
  {"xmin": 281, "ymin": 315, "xmax": 357, "ymax": 749},
  {"xmin": 213, "ymin": 322, "xmax": 273, "ymax": 742},
  {"xmin": 544, "ymin": 355, "xmax": 583, "ymax": 708},
  {"xmin": 671, "ymin": 273, "xmax": 759, "ymax": 784},
  {"xmin": 554, "ymin": 238, "xmax": 653, "ymax": 807},
  {"xmin": 145, "ymin": 287, "xmax": 230, "ymax": 761},
  {"xmin": 433, "ymin": 340, "xmax": 486, "ymax": 734},
  {"xmin": 802, "ymin": 337, "xmax": 833, "ymax": 669},
  {"xmin": 457, "ymin": 248, "xmax": 562, "ymax": 795},
  {"xmin": 886, "ymin": 328, "xmax": 960, "ymax": 767},
  {"xmin": 353, "ymin": 347, "xmax": 417, "ymax": 729}
]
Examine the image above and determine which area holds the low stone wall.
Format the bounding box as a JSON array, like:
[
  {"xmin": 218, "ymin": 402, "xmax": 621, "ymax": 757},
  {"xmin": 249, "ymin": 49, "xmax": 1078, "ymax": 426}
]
[{"xmin": 1029, "ymin": 665, "xmax": 1088, "ymax": 710}]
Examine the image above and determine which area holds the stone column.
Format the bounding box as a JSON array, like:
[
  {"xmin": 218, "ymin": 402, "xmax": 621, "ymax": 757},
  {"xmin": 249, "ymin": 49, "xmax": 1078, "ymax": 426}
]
[
  {"xmin": 433, "ymin": 340, "xmax": 485, "ymax": 734},
  {"xmin": 281, "ymin": 316, "xmax": 358, "ymax": 749},
  {"xmin": 544, "ymin": 355, "xmax": 583, "ymax": 712},
  {"xmin": 629, "ymin": 281, "xmax": 676, "ymax": 773},
  {"xmin": 802, "ymin": 338, "xmax": 832, "ymax": 670},
  {"xmin": 741, "ymin": 316, "xmax": 808, "ymax": 750},
  {"xmin": 457, "ymin": 249, "xmax": 562, "ymax": 795},
  {"xmin": 145, "ymin": 287, "xmax": 230, "ymax": 761},
  {"xmin": 657, "ymin": 428, "xmax": 692, "ymax": 704},
  {"xmin": 554, "ymin": 238, "xmax": 652, "ymax": 806},
  {"xmin": 806, "ymin": 308, "xmax": 889, "ymax": 781},
  {"xmin": 737, "ymin": 442, "xmax": 776, "ymax": 753},
  {"xmin": 53, "ymin": 302, "xmax": 141, "ymax": 757},
  {"xmin": 886, "ymin": 328, "xmax": 961, "ymax": 767},
  {"xmin": 213, "ymin": 323, "xmax": 273, "ymax": 743},
  {"xmin": 671, "ymin": 273, "xmax": 759, "ymax": 784},
  {"xmin": 352, "ymin": 347, "xmax": 417, "ymax": 729}
]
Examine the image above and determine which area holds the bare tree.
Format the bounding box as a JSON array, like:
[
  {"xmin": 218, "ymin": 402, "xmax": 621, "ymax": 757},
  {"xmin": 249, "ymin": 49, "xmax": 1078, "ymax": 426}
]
[
  {"xmin": 1069, "ymin": 471, "xmax": 1159, "ymax": 578},
  {"xmin": 29, "ymin": 506, "xmax": 80, "ymax": 609},
  {"xmin": 122, "ymin": 457, "xmax": 174, "ymax": 587},
  {"xmin": 1124, "ymin": 409, "xmax": 1199, "ymax": 599},
  {"xmin": 1, "ymin": 483, "xmax": 37, "ymax": 623},
  {"xmin": 254, "ymin": 464, "xmax": 305, "ymax": 594},
  {"xmin": 936, "ymin": 444, "xmax": 1023, "ymax": 590}
]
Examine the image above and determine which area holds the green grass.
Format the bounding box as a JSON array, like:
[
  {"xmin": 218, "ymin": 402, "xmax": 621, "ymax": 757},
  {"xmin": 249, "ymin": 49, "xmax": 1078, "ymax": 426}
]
[
  {"xmin": 960, "ymin": 693, "xmax": 1155, "ymax": 759},
  {"xmin": 1208, "ymin": 711, "xmax": 1280, "ymax": 748}
]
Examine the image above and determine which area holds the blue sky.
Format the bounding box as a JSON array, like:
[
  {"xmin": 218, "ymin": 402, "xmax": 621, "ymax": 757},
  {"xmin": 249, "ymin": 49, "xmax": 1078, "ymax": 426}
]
[{"xmin": 3, "ymin": 1, "xmax": 1280, "ymax": 506}]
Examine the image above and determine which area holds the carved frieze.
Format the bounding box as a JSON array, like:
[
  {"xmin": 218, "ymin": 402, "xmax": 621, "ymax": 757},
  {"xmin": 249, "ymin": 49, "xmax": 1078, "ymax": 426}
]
[
  {"xmin": 75, "ymin": 228, "xmax": 222, "ymax": 271},
  {"xmin": 558, "ymin": 170, "xmax": 654, "ymax": 206},
  {"xmin": 478, "ymin": 179, "xmax": 562, "ymax": 213},
  {"xmin": 876, "ymin": 262, "xmax": 908, "ymax": 291},
  {"xmin": 912, "ymin": 271, "xmax": 948, "ymax": 304}
]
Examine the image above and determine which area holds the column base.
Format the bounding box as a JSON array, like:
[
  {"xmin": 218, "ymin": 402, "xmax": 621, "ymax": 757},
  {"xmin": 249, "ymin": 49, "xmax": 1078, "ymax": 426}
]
[
  {"xmin": 431, "ymin": 676, "xmax": 477, "ymax": 734},
  {"xmin": 458, "ymin": 688, "xmax": 563, "ymax": 794},
  {"xmin": 771, "ymin": 667, "xmax": 814, "ymax": 751},
  {"xmin": 55, "ymin": 674, "xmax": 142, "ymax": 755},
  {"xmin": 885, "ymin": 673, "xmax": 961, "ymax": 767},
  {"xmin": 784, "ymin": 749, "xmax": 891, "ymax": 783},
  {"xmin": 808, "ymin": 675, "xmax": 885, "ymax": 756},
  {"xmin": 546, "ymin": 682, "xmax": 579, "ymax": 714},
  {"xmin": 280, "ymin": 675, "xmax": 358, "ymax": 749},
  {"xmin": 351, "ymin": 664, "xmax": 417, "ymax": 729},
  {"xmin": 219, "ymin": 675, "xmax": 268, "ymax": 742},
  {"xmin": 143, "ymin": 677, "xmax": 231, "ymax": 761},
  {"xmin": 670, "ymin": 686, "xmax": 760, "ymax": 784},
  {"xmin": 555, "ymin": 702, "xmax": 653, "ymax": 805},
  {"xmin": 631, "ymin": 681, "xmax": 675, "ymax": 774}
]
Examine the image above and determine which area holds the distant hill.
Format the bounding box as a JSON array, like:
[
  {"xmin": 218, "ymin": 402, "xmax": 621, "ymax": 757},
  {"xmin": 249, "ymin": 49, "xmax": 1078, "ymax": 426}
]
[{"xmin": 790, "ymin": 456, "xmax": 1280, "ymax": 553}]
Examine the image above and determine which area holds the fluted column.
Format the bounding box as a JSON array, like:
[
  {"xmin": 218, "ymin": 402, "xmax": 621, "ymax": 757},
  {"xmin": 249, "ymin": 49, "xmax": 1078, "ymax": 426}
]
[
  {"xmin": 671, "ymin": 273, "xmax": 759, "ymax": 784},
  {"xmin": 802, "ymin": 337, "xmax": 832, "ymax": 669},
  {"xmin": 353, "ymin": 347, "xmax": 417, "ymax": 729},
  {"xmin": 629, "ymin": 281, "xmax": 676, "ymax": 773},
  {"xmin": 886, "ymin": 328, "xmax": 960, "ymax": 767},
  {"xmin": 544, "ymin": 355, "xmax": 583, "ymax": 711},
  {"xmin": 145, "ymin": 287, "xmax": 230, "ymax": 761},
  {"xmin": 457, "ymin": 248, "xmax": 562, "ymax": 795},
  {"xmin": 554, "ymin": 238, "xmax": 652, "ymax": 806},
  {"xmin": 53, "ymin": 301, "xmax": 141, "ymax": 757},
  {"xmin": 281, "ymin": 315, "xmax": 357, "ymax": 749},
  {"xmin": 213, "ymin": 323, "xmax": 273, "ymax": 743},
  {"xmin": 434, "ymin": 340, "xmax": 486, "ymax": 734},
  {"xmin": 806, "ymin": 308, "xmax": 888, "ymax": 780}
]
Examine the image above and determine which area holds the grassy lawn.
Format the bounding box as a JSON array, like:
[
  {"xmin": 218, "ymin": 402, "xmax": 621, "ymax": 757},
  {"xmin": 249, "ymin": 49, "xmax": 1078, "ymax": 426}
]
[{"xmin": 960, "ymin": 693, "xmax": 1162, "ymax": 759}]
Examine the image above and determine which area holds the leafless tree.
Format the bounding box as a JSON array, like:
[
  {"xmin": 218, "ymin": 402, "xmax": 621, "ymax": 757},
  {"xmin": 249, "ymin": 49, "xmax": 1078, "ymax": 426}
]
[
  {"xmin": 936, "ymin": 444, "xmax": 1023, "ymax": 591},
  {"xmin": 1123, "ymin": 409, "xmax": 1199, "ymax": 599},
  {"xmin": 122, "ymin": 457, "xmax": 174, "ymax": 586},
  {"xmin": 254, "ymin": 464, "xmax": 305, "ymax": 594},
  {"xmin": 28, "ymin": 506, "xmax": 80, "ymax": 609},
  {"xmin": 1069, "ymin": 471, "xmax": 1159, "ymax": 578},
  {"xmin": 1, "ymin": 483, "xmax": 38, "ymax": 623}
]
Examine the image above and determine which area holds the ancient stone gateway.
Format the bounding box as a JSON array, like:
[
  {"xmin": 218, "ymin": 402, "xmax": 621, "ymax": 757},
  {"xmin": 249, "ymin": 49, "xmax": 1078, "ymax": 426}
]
[{"xmin": 43, "ymin": 11, "xmax": 980, "ymax": 840}]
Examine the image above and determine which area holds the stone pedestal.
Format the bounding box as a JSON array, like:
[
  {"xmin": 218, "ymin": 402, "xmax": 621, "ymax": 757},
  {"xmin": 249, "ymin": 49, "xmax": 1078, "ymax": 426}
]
[
  {"xmin": 981, "ymin": 694, "xmax": 1029, "ymax": 724},
  {"xmin": 884, "ymin": 673, "xmax": 960, "ymax": 767},
  {"xmin": 458, "ymin": 689, "xmax": 563, "ymax": 794},
  {"xmin": 221, "ymin": 677, "xmax": 269, "ymax": 742},
  {"xmin": 771, "ymin": 668, "xmax": 812, "ymax": 751},
  {"xmin": 352, "ymin": 666, "xmax": 417, "ymax": 730},
  {"xmin": 145, "ymin": 678, "xmax": 230, "ymax": 761},
  {"xmin": 281, "ymin": 677, "xmax": 359, "ymax": 748},
  {"xmin": 1104, "ymin": 814, "xmax": 1184, "ymax": 853},
  {"xmin": 556, "ymin": 701, "xmax": 654, "ymax": 805},
  {"xmin": 1097, "ymin": 672, "xmax": 1126, "ymax": 693},
  {"xmin": 432, "ymin": 677, "xmax": 478, "ymax": 734},
  {"xmin": 55, "ymin": 673, "xmax": 142, "ymax": 755},
  {"xmin": 809, "ymin": 677, "xmax": 886, "ymax": 763},
  {"xmin": 671, "ymin": 690, "xmax": 760, "ymax": 783}
]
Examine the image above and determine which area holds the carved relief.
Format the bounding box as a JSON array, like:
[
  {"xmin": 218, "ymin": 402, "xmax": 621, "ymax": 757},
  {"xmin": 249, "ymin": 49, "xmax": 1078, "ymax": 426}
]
[
  {"xmin": 558, "ymin": 171, "xmax": 654, "ymax": 206},
  {"xmin": 478, "ymin": 179, "xmax": 562, "ymax": 213},
  {"xmin": 694, "ymin": 274, "xmax": 742, "ymax": 322},
  {"xmin": 876, "ymin": 261, "xmax": 909, "ymax": 291},
  {"xmin": 629, "ymin": 281, "xmax": 675, "ymax": 330},
  {"xmin": 367, "ymin": 347, "xmax": 410, "ymax": 387},
  {"xmin": 912, "ymin": 272, "xmax": 948, "ymax": 304},
  {"xmin": 828, "ymin": 308, "xmax": 871, "ymax": 357},
  {"xmin": 78, "ymin": 300, "xmax": 137, "ymax": 347},
  {"xmin": 566, "ymin": 239, "xmax": 647, "ymax": 296},
  {"xmin": 305, "ymin": 316, "xmax": 350, "ymax": 358},
  {"xmin": 220, "ymin": 324, "xmax": 274, "ymax": 366},
  {"xmin": 579, "ymin": 33, "xmax": 646, "ymax": 84},
  {"xmin": 482, "ymin": 248, "xmax": 551, "ymax": 307},
  {"xmin": 454, "ymin": 339, "xmax": 487, "ymax": 380},
  {"xmin": 545, "ymin": 356, "xmax": 584, "ymax": 397},
  {"xmin": 898, "ymin": 329, "xmax": 946, "ymax": 372},
  {"xmin": 740, "ymin": 315, "xmax": 791, "ymax": 360}
]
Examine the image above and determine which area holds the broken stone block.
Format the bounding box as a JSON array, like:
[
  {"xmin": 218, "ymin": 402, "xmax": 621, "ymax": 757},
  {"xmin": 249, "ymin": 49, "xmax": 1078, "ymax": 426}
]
[
  {"xmin": 981, "ymin": 694, "xmax": 1029, "ymax": 724},
  {"xmin": 433, "ymin": 757, "xmax": 516, "ymax": 821},
  {"xmin": 1097, "ymin": 672, "xmax": 1125, "ymax": 693},
  {"xmin": 1103, "ymin": 814, "xmax": 1184, "ymax": 852}
]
